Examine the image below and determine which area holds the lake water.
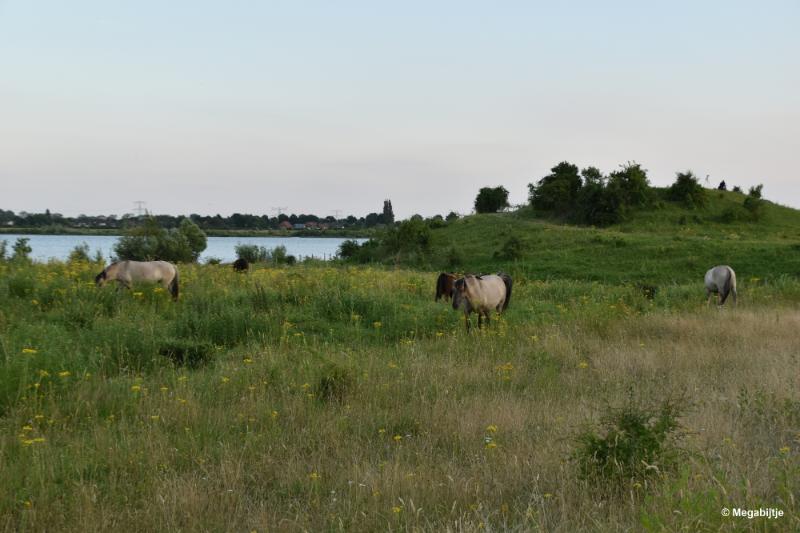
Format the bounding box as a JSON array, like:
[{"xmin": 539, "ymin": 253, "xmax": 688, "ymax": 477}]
[{"xmin": 0, "ymin": 234, "xmax": 365, "ymax": 263}]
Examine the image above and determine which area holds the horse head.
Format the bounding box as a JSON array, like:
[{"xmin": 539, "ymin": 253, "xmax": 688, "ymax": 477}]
[
  {"xmin": 94, "ymin": 270, "xmax": 107, "ymax": 287},
  {"xmin": 452, "ymin": 278, "xmax": 467, "ymax": 310}
]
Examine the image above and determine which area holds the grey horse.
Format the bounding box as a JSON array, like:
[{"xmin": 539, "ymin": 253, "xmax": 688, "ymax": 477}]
[{"xmin": 704, "ymin": 265, "xmax": 737, "ymax": 306}]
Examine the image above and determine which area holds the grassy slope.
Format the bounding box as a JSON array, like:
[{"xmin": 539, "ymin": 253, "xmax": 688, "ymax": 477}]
[{"xmin": 429, "ymin": 189, "xmax": 800, "ymax": 284}]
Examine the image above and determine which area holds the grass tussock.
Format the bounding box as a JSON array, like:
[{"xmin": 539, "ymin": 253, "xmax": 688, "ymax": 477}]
[{"xmin": 0, "ymin": 260, "xmax": 798, "ymax": 531}]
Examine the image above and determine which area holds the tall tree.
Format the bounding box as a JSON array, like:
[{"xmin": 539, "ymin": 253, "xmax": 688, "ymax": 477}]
[
  {"xmin": 382, "ymin": 200, "xmax": 395, "ymax": 225},
  {"xmin": 474, "ymin": 186, "xmax": 510, "ymax": 214}
]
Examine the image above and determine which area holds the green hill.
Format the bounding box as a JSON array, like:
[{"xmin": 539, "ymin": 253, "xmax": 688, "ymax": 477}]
[{"xmin": 426, "ymin": 188, "xmax": 800, "ymax": 284}]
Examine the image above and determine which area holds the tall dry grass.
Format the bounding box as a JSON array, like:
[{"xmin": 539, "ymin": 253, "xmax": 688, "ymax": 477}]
[{"xmin": 0, "ymin": 262, "xmax": 797, "ymax": 531}]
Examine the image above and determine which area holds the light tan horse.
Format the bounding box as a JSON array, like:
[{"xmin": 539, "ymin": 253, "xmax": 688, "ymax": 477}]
[
  {"xmin": 95, "ymin": 260, "xmax": 179, "ymax": 300},
  {"xmin": 704, "ymin": 265, "xmax": 736, "ymax": 306},
  {"xmin": 452, "ymin": 273, "xmax": 512, "ymax": 331}
]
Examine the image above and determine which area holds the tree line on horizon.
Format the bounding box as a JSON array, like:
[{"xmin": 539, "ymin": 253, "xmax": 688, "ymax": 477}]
[{"xmin": 0, "ymin": 200, "xmax": 401, "ymax": 232}]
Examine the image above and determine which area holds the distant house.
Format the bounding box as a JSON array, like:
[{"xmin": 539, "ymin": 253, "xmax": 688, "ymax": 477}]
[
  {"xmin": 278, "ymin": 221, "xmax": 293, "ymax": 230},
  {"xmin": 305, "ymin": 221, "xmax": 320, "ymax": 229},
  {"xmin": 292, "ymin": 223, "xmax": 306, "ymax": 230}
]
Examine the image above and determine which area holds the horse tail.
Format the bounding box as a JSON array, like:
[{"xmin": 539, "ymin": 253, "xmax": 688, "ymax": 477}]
[
  {"xmin": 169, "ymin": 266, "xmax": 180, "ymax": 300},
  {"xmin": 500, "ymin": 273, "xmax": 512, "ymax": 311},
  {"xmin": 435, "ymin": 273, "xmax": 447, "ymax": 301},
  {"xmin": 719, "ymin": 267, "xmax": 732, "ymax": 305}
]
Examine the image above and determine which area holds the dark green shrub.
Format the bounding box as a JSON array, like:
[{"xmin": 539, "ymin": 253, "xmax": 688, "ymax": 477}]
[
  {"xmin": 7, "ymin": 272, "xmax": 35, "ymax": 298},
  {"xmin": 445, "ymin": 244, "xmax": 463, "ymax": 268},
  {"xmin": 235, "ymin": 244, "xmax": 269, "ymax": 263},
  {"xmin": 337, "ymin": 239, "xmax": 361, "ymax": 260},
  {"xmin": 529, "ymin": 161, "xmax": 582, "ymax": 213},
  {"xmin": 743, "ymin": 195, "xmax": 764, "ymax": 221},
  {"xmin": 474, "ymin": 186, "xmax": 510, "ymax": 213},
  {"xmin": 668, "ymin": 171, "xmax": 706, "ymax": 208},
  {"xmin": 12, "ymin": 238, "xmax": 32, "ymax": 262},
  {"xmin": 573, "ymin": 394, "xmax": 685, "ymax": 488},
  {"xmin": 494, "ymin": 235, "xmax": 524, "ymax": 260},
  {"xmin": 314, "ymin": 361, "xmax": 355, "ymax": 403},
  {"xmin": 114, "ymin": 217, "xmax": 207, "ymax": 262},
  {"xmin": 159, "ymin": 338, "xmax": 215, "ymax": 368},
  {"xmin": 607, "ymin": 162, "xmax": 652, "ymax": 209},
  {"xmin": 68, "ymin": 242, "xmax": 91, "ymax": 263}
]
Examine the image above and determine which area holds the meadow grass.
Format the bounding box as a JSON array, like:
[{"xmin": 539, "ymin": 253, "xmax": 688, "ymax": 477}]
[{"xmin": 1, "ymin": 260, "xmax": 798, "ymax": 531}]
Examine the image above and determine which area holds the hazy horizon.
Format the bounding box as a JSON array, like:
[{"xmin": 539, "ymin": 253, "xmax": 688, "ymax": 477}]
[{"xmin": 2, "ymin": 1, "xmax": 798, "ymax": 218}]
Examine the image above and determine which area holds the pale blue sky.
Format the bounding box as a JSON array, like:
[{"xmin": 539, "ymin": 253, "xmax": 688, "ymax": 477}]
[{"xmin": 1, "ymin": 1, "xmax": 798, "ymax": 217}]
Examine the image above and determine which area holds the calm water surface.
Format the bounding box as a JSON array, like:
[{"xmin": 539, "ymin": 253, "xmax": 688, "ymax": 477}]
[{"xmin": 0, "ymin": 234, "xmax": 365, "ymax": 263}]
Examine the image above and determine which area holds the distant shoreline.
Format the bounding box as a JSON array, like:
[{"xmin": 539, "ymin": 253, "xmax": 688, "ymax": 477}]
[{"xmin": 0, "ymin": 227, "xmax": 374, "ymax": 239}]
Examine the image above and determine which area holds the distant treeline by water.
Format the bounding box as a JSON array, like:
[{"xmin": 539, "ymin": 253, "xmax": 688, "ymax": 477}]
[{"xmin": 0, "ymin": 199, "xmax": 445, "ymax": 233}]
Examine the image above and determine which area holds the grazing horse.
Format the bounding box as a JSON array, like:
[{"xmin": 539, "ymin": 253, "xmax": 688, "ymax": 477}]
[
  {"xmin": 435, "ymin": 272, "xmax": 459, "ymax": 301},
  {"xmin": 95, "ymin": 260, "xmax": 179, "ymax": 300},
  {"xmin": 232, "ymin": 258, "xmax": 249, "ymax": 273},
  {"xmin": 704, "ymin": 265, "xmax": 737, "ymax": 306},
  {"xmin": 452, "ymin": 273, "xmax": 512, "ymax": 331}
]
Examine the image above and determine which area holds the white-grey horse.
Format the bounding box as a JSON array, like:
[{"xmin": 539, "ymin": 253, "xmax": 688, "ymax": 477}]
[
  {"xmin": 95, "ymin": 260, "xmax": 179, "ymax": 300},
  {"xmin": 452, "ymin": 273, "xmax": 512, "ymax": 331},
  {"xmin": 704, "ymin": 265, "xmax": 736, "ymax": 306}
]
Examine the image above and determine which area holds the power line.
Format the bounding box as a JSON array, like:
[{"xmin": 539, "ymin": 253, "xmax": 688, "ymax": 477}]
[
  {"xmin": 271, "ymin": 206, "xmax": 288, "ymax": 217},
  {"xmin": 133, "ymin": 201, "xmax": 147, "ymax": 217}
]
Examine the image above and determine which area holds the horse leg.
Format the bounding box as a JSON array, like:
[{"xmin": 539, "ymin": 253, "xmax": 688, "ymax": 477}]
[
  {"xmin": 484, "ymin": 312, "xmax": 490, "ymax": 328},
  {"xmin": 706, "ymin": 289, "xmax": 713, "ymax": 306},
  {"xmin": 477, "ymin": 314, "xmax": 482, "ymax": 329}
]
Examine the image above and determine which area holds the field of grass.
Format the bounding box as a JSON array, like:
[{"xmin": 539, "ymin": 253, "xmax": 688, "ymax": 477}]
[{"xmin": 1, "ymin": 257, "xmax": 798, "ymax": 531}]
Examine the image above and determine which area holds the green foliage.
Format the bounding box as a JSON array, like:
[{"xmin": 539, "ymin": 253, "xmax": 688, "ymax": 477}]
[
  {"xmin": 314, "ymin": 361, "xmax": 355, "ymax": 403},
  {"xmin": 337, "ymin": 239, "xmax": 361, "ymax": 260},
  {"xmin": 494, "ymin": 235, "xmax": 524, "ymax": 260},
  {"xmin": 114, "ymin": 217, "xmax": 207, "ymax": 263},
  {"xmin": 474, "ymin": 186, "xmax": 510, "ymax": 213},
  {"xmin": 382, "ymin": 199, "xmax": 395, "ymax": 225},
  {"xmin": 529, "ymin": 161, "xmax": 582, "ymax": 213},
  {"xmin": 667, "ymin": 171, "xmax": 706, "ymax": 208},
  {"xmin": 574, "ymin": 394, "xmax": 685, "ymax": 488},
  {"xmin": 12, "ymin": 237, "xmax": 32, "ymax": 262},
  {"xmin": 68, "ymin": 242, "xmax": 92, "ymax": 263},
  {"xmin": 575, "ymin": 168, "xmax": 623, "ymax": 226},
  {"xmin": 159, "ymin": 338, "xmax": 215, "ymax": 368},
  {"xmin": 445, "ymin": 211, "xmax": 460, "ymax": 222},
  {"xmin": 235, "ymin": 244, "xmax": 269, "ymax": 263},
  {"xmin": 748, "ymin": 184, "xmax": 763, "ymax": 199},
  {"xmin": 0, "ymin": 239, "xmax": 6, "ymax": 261},
  {"xmin": 445, "ymin": 244, "xmax": 463, "ymax": 268},
  {"xmin": 743, "ymin": 195, "xmax": 764, "ymax": 221},
  {"xmin": 607, "ymin": 162, "xmax": 652, "ymax": 209}
]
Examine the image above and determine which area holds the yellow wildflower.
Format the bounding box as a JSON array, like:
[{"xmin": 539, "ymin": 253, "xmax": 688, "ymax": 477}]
[
  {"xmin": 392, "ymin": 506, "xmax": 402, "ymax": 514},
  {"xmin": 58, "ymin": 371, "xmax": 71, "ymax": 378},
  {"xmin": 578, "ymin": 361, "xmax": 589, "ymax": 369},
  {"xmin": 131, "ymin": 385, "xmax": 141, "ymax": 392},
  {"xmin": 486, "ymin": 424, "xmax": 498, "ymax": 433},
  {"xmin": 22, "ymin": 348, "xmax": 38, "ymax": 355},
  {"xmin": 779, "ymin": 446, "xmax": 790, "ymax": 454},
  {"xmin": 309, "ymin": 472, "xmax": 320, "ymax": 481},
  {"xmin": 393, "ymin": 435, "xmax": 402, "ymax": 442}
]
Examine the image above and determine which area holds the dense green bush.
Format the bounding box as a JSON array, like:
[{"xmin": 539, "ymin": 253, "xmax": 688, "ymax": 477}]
[
  {"xmin": 574, "ymin": 394, "xmax": 685, "ymax": 489},
  {"xmin": 114, "ymin": 217, "xmax": 207, "ymax": 262},
  {"xmin": 667, "ymin": 171, "xmax": 706, "ymax": 208},
  {"xmin": 474, "ymin": 186, "xmax": 510, "ymax": 213},
  {"xmin": 494, "ymin": 235, "xmax": 524, "ymax": 260},
  {"xmin": 68, "ymin": 242, "xmax": 92, "ymax": 263},
  {"xmin": 529, "ymin": 161, "xmax": 582, "ymax": 213},
  {"xmin": 235, "ymin": 244, "xmax": 269, "ymax": 263},
  {"xmin": 12, "ymin": 237, "xmax": 32, "ymax": 262}
]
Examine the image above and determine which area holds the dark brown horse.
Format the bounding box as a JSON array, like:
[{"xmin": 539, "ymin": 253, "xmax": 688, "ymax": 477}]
[
  {"xmin": 435, "ymin": 272, "xmax": 459, "ymax": 301},
  {"xmin": 233, "ymin": 258, "xmax": 249, "ymax": 273}
]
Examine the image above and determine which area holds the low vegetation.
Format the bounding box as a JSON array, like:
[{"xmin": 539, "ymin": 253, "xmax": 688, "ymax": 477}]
[{"xmin": 0, "ymin": 257, "xmax": 798, "ymax": 530}]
